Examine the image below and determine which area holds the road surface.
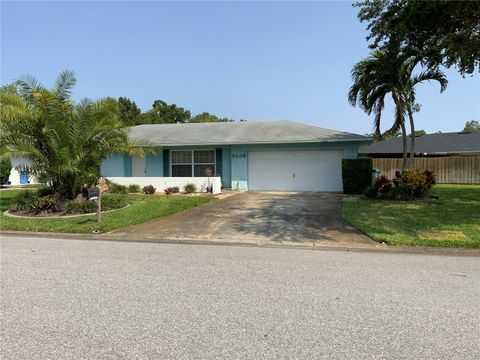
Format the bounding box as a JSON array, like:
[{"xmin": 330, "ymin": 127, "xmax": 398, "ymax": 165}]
[{"xmin": 1, "ymin": 235, "xmax": 479, "ymax": 359}]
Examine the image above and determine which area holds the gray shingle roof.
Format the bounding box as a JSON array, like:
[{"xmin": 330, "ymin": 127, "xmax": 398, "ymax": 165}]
[
  {"xmin": 128, "ymin": 120, "xmax": 368, "ymax": 146},
  {"xmin": 359, "ymin": 131, "xmax": 480, "ymax": 155}
]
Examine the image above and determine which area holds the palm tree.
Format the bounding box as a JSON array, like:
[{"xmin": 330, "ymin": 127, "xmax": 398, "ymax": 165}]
[
  {"xmin": 0, "ymin": 70, "xmax": 151, "ymax": 204},
  {"xmin": 399, "ymin": 60, "xmax": 447, "ymax": 166},
  {"xmin": 348, "ymin": 46, "xmax": 447, "ymax": 168}
]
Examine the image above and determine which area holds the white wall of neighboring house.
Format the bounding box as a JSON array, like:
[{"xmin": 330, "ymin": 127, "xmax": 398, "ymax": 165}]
[
  {"xmin": 4, "ymin": 158, "xmax": 38, "ymax": 186},
  {"xmin": 106, "ymin": 176, "xmax": 222, "ymax": 194}
]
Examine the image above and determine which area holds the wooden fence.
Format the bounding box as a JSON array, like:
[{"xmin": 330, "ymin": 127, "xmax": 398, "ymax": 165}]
[{"xmin": 373, "ymin": 156, "xmax": 480, "ymax": 184}]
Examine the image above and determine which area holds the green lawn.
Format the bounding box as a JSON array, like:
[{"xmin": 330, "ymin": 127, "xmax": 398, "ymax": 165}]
[
  {"xmin": 0, "ymin": 190, "xmax": 215, "ymax": 234},
  {"xmin": 342, "ymin": 184, "xmax": 480, "ymax": 248}
]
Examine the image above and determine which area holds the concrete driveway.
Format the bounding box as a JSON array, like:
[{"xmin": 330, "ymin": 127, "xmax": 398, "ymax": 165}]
[{"xmin": 112, "ymin": 192, "xmax": 374, "ymax": 247}]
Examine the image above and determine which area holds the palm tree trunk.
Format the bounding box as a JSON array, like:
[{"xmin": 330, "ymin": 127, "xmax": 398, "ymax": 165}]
[
  {"xmin": 406, "ymin": 105, "xmax": 415, "ymax": 168},
  {"xmin": 400, "ymin": 121, "xmax": 408, "ymax": 169},
  {"xmin": 392, "ymin": 90, "xmax": 408, "ymax": 169}
]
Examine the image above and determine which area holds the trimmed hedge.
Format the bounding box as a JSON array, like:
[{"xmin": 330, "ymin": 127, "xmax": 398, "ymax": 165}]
[{"xmin": 342, "ymin": 158, "xmax": 372, "ymax": 194}]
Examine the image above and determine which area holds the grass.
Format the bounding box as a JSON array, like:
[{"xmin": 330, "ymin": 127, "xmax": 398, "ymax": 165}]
[
  {"xmin": 342, "ymin": 184, "xmax": 480, "ymax": 248},
  {"xmin": 0, "ymin": 189, "xmax": 215, "ymax": 234}
]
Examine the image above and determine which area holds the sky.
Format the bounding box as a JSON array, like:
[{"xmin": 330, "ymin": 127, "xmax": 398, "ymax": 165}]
[{"xmin": 1, "ymin": 1, "xmax": 479, "ymax": 135}]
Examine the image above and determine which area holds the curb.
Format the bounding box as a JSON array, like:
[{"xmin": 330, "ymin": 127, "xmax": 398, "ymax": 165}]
[{"xmin": 1, "ymin": 230, "xmax": 479, "ymax": 257}]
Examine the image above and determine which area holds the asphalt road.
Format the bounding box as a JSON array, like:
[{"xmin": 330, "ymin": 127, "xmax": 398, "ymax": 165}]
[{"xmin": 1, "ymin": 235, "xmax": 479, "ymax": 360}]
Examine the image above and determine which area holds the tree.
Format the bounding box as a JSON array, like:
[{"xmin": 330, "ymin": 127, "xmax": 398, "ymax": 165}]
[
  {"xmin": 0, "ymin": 157, "xmax": 12, "ymax": 185},
  {"xmin": 151, "ymin": 100, "xmax": 191, "ymax": 124},
  {"xmin": 0, "ymin": 70, "xmax": 151, "ymax": 204},
  {"xmin": 349, "ymin": 45, "xmax": 447, "ymax": 168},
  {"xmin": 414, "ymin": 130, "xmax": 427, "ymax": 136},
  {"xmin": 190, "ymin": 112, "xmax": 234, "ymax": 123},
  {"xmin": 355, "ymin": 0, "xmax": 480, "ymax": 75},
  {"xmin": 118, "ymin": 97, "xmax": 141, "ymax": 126},
  {"xmin": 463, "ymin": 120, "xmax": 480, "ymax": 132}
]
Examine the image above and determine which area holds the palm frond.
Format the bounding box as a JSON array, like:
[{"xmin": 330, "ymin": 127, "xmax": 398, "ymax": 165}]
[{"xmin": 53, "ymin": 70, "xmax": 77, "ymax": 100}]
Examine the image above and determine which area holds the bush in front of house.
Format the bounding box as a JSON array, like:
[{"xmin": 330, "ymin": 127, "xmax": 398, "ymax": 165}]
[
  {"xmin": 10, "ymin": 191, "xmax": 57, "ymax": 213},
  {"xmin": 184, "ymin": 183, "xmax": 197, "ymax": 194},
  {"xmin": 342, "ymin": 158, "xmax": 373, "ymax": 194},
  {"xmin": 366, "ymin": 170, "xmax": 436, "ymax": 200},
  {"xmin": 127, "ymin": 184, "xmax": 141, "ymax": 193},
  {"xmin": 142, "ymin": 185, "xmax": 156, "ymax": 194},
  {"xmin": 164, "ymin": 187, "xmax": 174, "ymax": 195},
  {"xmin": 172, "ymin": 186, "xmax": 180, "ymax": 193},
  {"xmin": 64, "ymin": 195, "xmax": 128, "ymax": 214},
  {"xmin": 109, "ymin": 182, "xmax": 127, "ymax": 194}
]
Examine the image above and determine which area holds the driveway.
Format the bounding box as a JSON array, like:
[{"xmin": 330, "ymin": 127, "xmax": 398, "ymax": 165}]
[{"xmin": 112, "ymin": 192, "xmax": 374, "ymax": 247}]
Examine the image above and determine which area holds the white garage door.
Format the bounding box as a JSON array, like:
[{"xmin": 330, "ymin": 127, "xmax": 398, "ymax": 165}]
[{"xmin": 248, "ymin": 150, "xmax": 343, "ymax": 192}]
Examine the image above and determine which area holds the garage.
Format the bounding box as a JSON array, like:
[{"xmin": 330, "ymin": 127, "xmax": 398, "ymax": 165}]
[{"xmin": 247, "ymin": 150, "xmax": 343, "ymax": 192}]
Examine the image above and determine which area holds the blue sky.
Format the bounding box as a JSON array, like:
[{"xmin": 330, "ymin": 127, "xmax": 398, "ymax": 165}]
[{"xmin": 1, "ymin": 1, "xmax": 479, "ymax": 134}]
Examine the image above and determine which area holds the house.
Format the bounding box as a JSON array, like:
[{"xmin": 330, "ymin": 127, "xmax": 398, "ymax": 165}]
[
  {"xmin": 3, "ymin": 158, "xmax": 38, "ymax": 186},
  {"xmin": 101, "ymin": 120, "xmax": 370, "ymax": 193},
  {"xmin": 359, "ymin": 131, "xmax": 480, "ymax": 184}
]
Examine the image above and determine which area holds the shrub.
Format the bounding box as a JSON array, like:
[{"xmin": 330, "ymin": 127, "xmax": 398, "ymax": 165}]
[
  {"xmin": 342, "ymin": 159, "xmax": 373, "ymax": 194},
  {"xmin": 143, "ymin": 185, "xmax": 156, "ymax": 194},
  {"xmin": 0, "ymin": 157, "xmax": 12, "ymax": 185},
  {"xmin": 172, "ymin": 186, "xmax": 180, "ymax": 193},
  {"xmin": 30, "ymin": 196, "xmax": 57, "ymax": 213},
  {"xmin": 184, "ymin": 183, "xmax": 197, "ymax": 194},
  {"xmin": 363, "ymin": 185, "xmax": 378, "ymax": 198},
  {"xmin": 10, "ymin": 191, "xmax": 39, "ymax": 212},
  {"xmin": 164, "ymin": 187, "xmax": 174, "ymax": 195},
  {"xmin": 127, "ymin": 184, "xmax": 141, "ymax": 193},
  {"xmin": 373, "ymin": 175, "xmax": 393, "ymax": 195},
  {"xmin": 37, "ymin": 186, "xmax": 55, "ymax": 197},
  {"xmin": 424, "ymin": 170, "xmax": 436, "ymax": 188},
  {"xmin": 397, "ymin": 169, "xmax": 428, "ymax": 199},
  {"xmin": 109, "ymin": 182, "xmax": 127, "ymax": 194},
  {"xmin": 64, "ymin": 195, "xmax": 127, "ymax": 214},
  {"xmin": 10, "ymin": 191, "xmax": 58, "ymax": 213}
]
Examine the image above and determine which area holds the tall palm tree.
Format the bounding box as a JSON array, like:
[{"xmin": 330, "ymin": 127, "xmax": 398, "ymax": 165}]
[
  {"xmin": 0, "ymin": 70, "xmax": 151, "ymax": 203},
  {"xmin": 399, "ymin": 59, "xmax": 447, "ymax": 166},
  {"xmin": 348, "ymin": 46, "xmax": 447, "ymax": 168}
]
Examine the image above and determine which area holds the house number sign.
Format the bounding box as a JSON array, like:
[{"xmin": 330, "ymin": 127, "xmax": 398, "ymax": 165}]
[{"xmin": 232, "ymin": 153, "xmax": 247, "ymax": 159}]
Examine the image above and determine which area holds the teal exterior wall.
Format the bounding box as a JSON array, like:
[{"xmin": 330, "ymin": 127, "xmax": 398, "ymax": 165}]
[
  {"xmin": 101, "ymin": 154, "xmax": 130, "ymax": 176},
  {"xmin": 146, "ymin": 155, "xmax": 163, "ymax": 176},
  {"xmin": 99, "ymin": 142, "xmax": 363, "ymax": 190}
]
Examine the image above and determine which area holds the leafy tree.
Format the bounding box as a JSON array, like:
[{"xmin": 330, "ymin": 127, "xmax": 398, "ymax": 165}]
[
  {"xmin": 463, "ymin": 120, "xmax": 480, "ymax": 132},
  {"xmin": 151, "ymin": 100, "xmax": 191, "ymax": 124},
  {"xmin": 355, "ymin": 0, "xmax": 480, "ymax": 75},
  {"xmin": 190, "ymin": 112, "xmax": 234, "ymax": 123},
  {"xmin": 0, "ymin": 157, "xmax": 12, "ymax": 185},
  {"xmin": 118, "ymin": 97, "xmax": 141, "ymax": 126},
  {"xmin": 349, "ymin": 45, "xmax": 447, "ymax": 168},
  {"xmin": 0, "ymin": 71, "xmax": 151, "ymax": 204},
  {"xmin": 414, "ymin": 130, "xmax": 427, "ymax": 136}
]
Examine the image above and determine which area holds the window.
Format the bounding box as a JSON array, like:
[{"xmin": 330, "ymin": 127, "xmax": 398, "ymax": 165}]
[{"xmin": 171, "ymin": 150, "xmax": 215, "ymax": 177}]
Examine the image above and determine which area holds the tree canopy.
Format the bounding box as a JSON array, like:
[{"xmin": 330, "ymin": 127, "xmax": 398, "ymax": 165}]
[
  {"xmin": 190, "ymin": 112, "xmax": 233, "ymax": 123},
  {"xmin": 0, "ymin": 71, "xmax": 151, "ymax": 203},
  {"xmin": 355, "ymin": 0, "xmax": 480, "ymax": 75},
  {"xmin": 463, "ymin": 120, "xmax": 480, "ymax": 132},
  {"xmin": 118, "ymin": 97, "xmax": 141, "ymax": 126}
]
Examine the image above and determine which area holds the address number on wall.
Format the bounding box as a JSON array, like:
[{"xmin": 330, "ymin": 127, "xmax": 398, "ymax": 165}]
[{"xmin": 232, "ymin": 153, "xmax": 247, "ymax": 159}]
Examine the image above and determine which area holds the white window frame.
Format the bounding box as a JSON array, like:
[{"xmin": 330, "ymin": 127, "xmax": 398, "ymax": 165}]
[{"xmin": 170, "ymin": 149, "xmax": 216, "ymax": 177}]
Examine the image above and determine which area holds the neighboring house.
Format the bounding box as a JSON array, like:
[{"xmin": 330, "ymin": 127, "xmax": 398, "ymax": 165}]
[
  {"xmin": 4, "ymin": 158, "xmax": 38, "ymax": 186},
  {"xmin": 101, "ymin": 120, "xmax": 370, "ymax": 193},
  {"xmin": 359, "ymin": 131, "xmax": 480, "ymax": 184}
]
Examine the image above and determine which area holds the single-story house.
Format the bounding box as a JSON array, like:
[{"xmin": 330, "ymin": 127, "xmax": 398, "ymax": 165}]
[
  {"xmin": 3, "ymin": 158, "xmax": 38, "ymax": 186},
  {"xmin": 101, "ymin": 120, "xmax": 370, "ymax": 193},
  {"xmin": 359, "ymin": 131, "xmax": 480, "ymax": 184}
]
